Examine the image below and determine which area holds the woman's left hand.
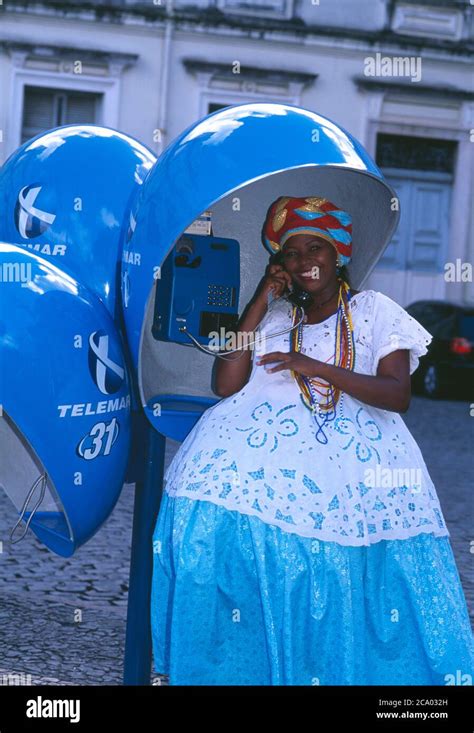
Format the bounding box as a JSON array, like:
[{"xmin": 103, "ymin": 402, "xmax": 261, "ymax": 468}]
[{"xmin": 256, "ymin": 351, "xmax": 321, "ymax": 377}]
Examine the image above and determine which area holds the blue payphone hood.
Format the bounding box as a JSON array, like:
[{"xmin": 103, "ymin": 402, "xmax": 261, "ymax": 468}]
[
  {"xmin": 121, "ymin": 102, "xmax": 400, "ymax": 424},
  {"xmin": 0, "ymin": 243, "xmax": 131, "ymax": 557},
  {"xmin": 0, "ymin": 125, "xmax": 156, "ymax": 555}
]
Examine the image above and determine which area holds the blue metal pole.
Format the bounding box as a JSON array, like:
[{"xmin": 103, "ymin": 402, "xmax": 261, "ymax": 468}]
[{"xmin": 123, "ymin": 412, "xmax": 166, "ymax": 685}]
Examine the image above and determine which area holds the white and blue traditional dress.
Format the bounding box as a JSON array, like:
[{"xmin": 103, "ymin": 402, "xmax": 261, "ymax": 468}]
[{"xmin": 150, "ymin": 287, "xmax": 474, "ymax": 685}]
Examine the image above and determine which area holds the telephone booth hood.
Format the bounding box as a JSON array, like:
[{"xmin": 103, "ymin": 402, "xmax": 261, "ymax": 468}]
[
  {"xmin": 0, "ymin": 124, "xmax": 156, "ymax": 320},
  {"xmin": 121, "ymin": 103, "xmax": 400, "ymax": 439},
  {"xmin": 0, "ymin": 244, "xmax": 131, "ymax": 557}
]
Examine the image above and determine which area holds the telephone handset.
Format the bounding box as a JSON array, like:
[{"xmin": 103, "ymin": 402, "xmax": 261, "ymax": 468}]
[
  {"xmin": 269, "ymin": 250, "xmax": 313, "ymax": 311},
  {"xmin": 286, "ymin": 284, "xmax": 313, "ymax": 310}
]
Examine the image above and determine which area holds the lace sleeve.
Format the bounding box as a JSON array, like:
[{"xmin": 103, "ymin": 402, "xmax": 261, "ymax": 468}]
[
  {"xmin": 253, "ymin": 295, "xmax": 290, "ymax": 333},
  {"xmin": 251, "ymin": 295, "xmax": 292, "ymax": 356},
  {"xmin": 371, "ymin": 291, "xmax": 433, "ymax": 375}
]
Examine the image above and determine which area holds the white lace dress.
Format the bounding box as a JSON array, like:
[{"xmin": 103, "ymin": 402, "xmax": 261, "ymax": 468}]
[
  {"xmin": 151, "ymin": 289, "xmax": 474, "ymax": 685},
  {"xmin": 162, "ymin": 289, "xmax": 448, "ymax": 546}
]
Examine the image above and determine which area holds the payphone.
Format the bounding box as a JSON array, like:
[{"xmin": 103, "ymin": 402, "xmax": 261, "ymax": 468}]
[
  {"xmin": 0, "ymin": 124, "xmax": 155, "ymax": 555},
  {"xmin": 0, "ymin": 103, "xmax": 402, "ymax": 685},
  {"xmin": 118, "ymin": 100, "xmax": 402, "ymax": 684},
  {"xmin": 152, "ymin": 233, "xmax": 240, "ymax": 347}
]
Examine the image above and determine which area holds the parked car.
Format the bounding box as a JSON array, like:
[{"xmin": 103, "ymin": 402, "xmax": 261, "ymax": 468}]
[{"xmin": 405, "ymin": 300, "xmax": 474, "ymax": 399}]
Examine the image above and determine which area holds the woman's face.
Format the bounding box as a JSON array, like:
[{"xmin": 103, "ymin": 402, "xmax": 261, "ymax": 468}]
[{"xmin": 278, "ymin": 234, "xmax": 338, "ymax": 292}]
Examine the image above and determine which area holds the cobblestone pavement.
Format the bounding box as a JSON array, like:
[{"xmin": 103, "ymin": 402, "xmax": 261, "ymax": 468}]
[{"xmin": 0, "ymin": 396, "xmax": 472, "ymax": 685}]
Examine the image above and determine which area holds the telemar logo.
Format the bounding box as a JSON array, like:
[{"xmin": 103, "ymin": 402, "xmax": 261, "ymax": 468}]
[
  {"xmin": 15, "ymin": 184, "xmax": 56, "ymax": 238},
  {"xmin": 88, "ymin": 330, "xmax": 125, "ymax": 395},
  {"xmin": 126, "ymin": 207, "xmax": 137, "ymax": 244},
  {"xmin": 122, "ymin": 269, "xmax": 131, "ymax": 309},
  {"xmin": 14, "ymin": 183, "xmax": 66, "ymax": 256},
  {"xmin": 122, "ymin": 208, "xmax": 142, "ymax": 266}
]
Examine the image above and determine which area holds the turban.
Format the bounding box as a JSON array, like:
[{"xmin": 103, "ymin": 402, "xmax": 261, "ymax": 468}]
[{"xmin": 262, "ymin": 196, "xmax": 352, "ymax": 267}]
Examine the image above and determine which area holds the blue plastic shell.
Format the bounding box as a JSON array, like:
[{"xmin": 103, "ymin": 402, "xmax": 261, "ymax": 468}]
[
  {"xmin": 0, "ymin": 243, "xmax": 131, "ymax": 556},
  {"xmin": 121, "ymin": 102, "xmax": 400, "ymax": 438},
  {"xmin": 0, "ymin": 124, "xmax": 156, "ymax": 320}
]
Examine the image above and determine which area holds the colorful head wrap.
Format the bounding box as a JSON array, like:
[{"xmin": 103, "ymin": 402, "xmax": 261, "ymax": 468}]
[{"xmin": 262, "ymin": 196, "xmax": 352, "ymax": 267}]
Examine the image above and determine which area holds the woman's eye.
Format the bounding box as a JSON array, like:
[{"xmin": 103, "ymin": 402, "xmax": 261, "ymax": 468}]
[{"xmin": 310, "ymin": 244, "xmax": 321, "ymax": 251}]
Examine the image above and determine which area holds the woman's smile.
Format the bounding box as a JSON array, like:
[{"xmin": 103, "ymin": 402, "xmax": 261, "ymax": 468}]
[
  {"xmin": 279, "ymin": 234, "xmax": 337, "ymax": 292},
  {"xmin": 294, "ymin": 268, "xmax": 322, "ymax": 284}
]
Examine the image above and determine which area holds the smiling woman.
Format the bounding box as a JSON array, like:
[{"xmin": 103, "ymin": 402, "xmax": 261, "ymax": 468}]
[
  {"xmin": 268, "ymin": 236, "xmax": 357, "ymax": 323},
  {"xmin": 150, "ymin": 195, "xmax": 474, "ymax": 686}
]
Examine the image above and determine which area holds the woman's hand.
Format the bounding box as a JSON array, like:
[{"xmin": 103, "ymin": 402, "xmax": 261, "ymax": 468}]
[
  {"xmin": 253, "ymin": 261, "xmax": 293, "ymax": 306},
  {"xmin": 256, "ymin": 351, "xmax": 321, "ymax": 377},
  {"xmin": 258, "ymin": 349, "xmax": 412, "ymax": 413}
]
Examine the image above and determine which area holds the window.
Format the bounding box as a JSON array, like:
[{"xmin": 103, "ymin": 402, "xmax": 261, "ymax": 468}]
[
  {"xmin": 217, "ymin": 0, "xmax": 293, "ymax": 18},
  {"xmin": 407, "ymin": 303, "xmax": 457, "ymax": 339},
  {"xmin": 376, "ymin": 133, "xmax": 456, "ymax": 174},
  {"xmin": 459, "ymin": 313, "xmax": 474, "ymax": 341},
  {"xmin": 207, "ymin": 103, "xmax": 232, "ymax": 114},
  {"xmin": 21, "ymin": 86, "xmax": 102, "ymax": 143}
]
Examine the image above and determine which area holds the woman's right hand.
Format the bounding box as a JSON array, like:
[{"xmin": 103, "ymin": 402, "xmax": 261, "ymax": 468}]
[{"xmin": 253, "ymin": 262, "xmax": 293, "ymax": 306}]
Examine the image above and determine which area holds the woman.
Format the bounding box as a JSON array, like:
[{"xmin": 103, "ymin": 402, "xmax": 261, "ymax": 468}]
[{"xmin": 151, "ymin": 195, "xmax": 474, "ymax": 685}]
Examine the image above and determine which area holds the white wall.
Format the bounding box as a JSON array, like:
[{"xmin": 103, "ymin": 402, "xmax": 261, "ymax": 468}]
[{"xmin": 0, "ymin": 1, "xmax": 472, "ymax": 305}]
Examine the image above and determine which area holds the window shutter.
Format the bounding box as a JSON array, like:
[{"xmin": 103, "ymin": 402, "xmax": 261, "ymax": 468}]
[
  {"xmin": 22, "ymin": 86, "xmax": 100, "ymax": 143},
  {"xmin": 65, "ymin": 93, "xmax": 98, "ymax": 124},
  {"xmin": 22, "ymin": 87, "xmax": 56, "ymax": 143}
]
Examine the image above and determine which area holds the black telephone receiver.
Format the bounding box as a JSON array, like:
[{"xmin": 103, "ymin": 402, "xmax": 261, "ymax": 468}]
[
  {"xmin": 269, "ymin": 251, "xmax": 313, "ymax": 310},
  {"xmin": 287, "ymin": 285, "xmax": 313, "ymax": 310}
]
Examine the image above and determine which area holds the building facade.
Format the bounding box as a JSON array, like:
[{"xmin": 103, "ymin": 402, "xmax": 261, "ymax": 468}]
[{"xmin": 0, "ymin": 0, "xmax": 473, "ymax": 305}]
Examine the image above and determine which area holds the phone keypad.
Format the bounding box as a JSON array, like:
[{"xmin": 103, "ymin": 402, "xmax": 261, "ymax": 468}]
[{"xmin": 207, "ymin": 284, "xmax": 234, "ymax": 307}]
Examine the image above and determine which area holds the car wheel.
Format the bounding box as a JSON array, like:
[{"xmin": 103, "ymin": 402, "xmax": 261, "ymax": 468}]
[{"xmin": 422, "ymin": 364, "xmax": 443, "ymax": 398}]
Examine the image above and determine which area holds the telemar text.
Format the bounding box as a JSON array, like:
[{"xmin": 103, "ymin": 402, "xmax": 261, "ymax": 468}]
[{"xmin": 57, "ymin": 395, "xmax": 130, "ymax": 418}]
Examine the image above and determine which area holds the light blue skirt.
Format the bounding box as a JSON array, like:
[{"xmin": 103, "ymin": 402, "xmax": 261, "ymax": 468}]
[{"xmin": 151, "ymin": 491, "xmax": 474, "ymax": 686}]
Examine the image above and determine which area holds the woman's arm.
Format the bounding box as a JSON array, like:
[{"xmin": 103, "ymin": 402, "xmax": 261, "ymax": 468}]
[
  {"xmin": 214, "ymin": 262, "xmax": 294, "ymax": 398},
  {"xmin": 213, "ymin": 296, "xmax": 268, "ymax": 398},
  {"xmin": 256, "ymin": 349, "xmax": 411, "ymax": 413}
]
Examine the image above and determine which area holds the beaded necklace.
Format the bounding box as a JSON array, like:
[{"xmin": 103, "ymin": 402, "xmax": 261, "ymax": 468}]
[{"xmin": 289, "ymin": 279, "xmax": 355, "ymax": 444}]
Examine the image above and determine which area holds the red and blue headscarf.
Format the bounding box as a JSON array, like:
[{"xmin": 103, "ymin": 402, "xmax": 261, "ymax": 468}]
[{"xmin": 262, "ymin": 196, "xmax": 352, "ymax": 267}]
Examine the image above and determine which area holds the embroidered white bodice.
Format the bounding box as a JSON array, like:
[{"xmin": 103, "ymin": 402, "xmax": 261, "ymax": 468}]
[{"xmin": 163, "ymin": 289, "xmax": 450, "ymax": 546}]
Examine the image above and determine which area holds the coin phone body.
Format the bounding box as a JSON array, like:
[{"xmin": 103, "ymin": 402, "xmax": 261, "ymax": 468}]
[{"xmin": 152, "ymin": 234, "xmax": 241, "ymax": 347}]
